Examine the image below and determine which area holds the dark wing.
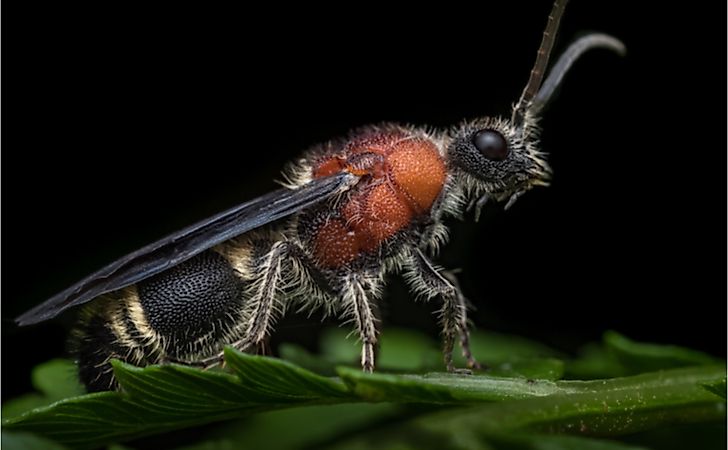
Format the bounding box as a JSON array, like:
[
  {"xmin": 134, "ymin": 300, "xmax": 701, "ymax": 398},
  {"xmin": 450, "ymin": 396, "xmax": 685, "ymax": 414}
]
[{"xmin": 16, "ymin": 173, "xmax": 358, "ymax": 326}]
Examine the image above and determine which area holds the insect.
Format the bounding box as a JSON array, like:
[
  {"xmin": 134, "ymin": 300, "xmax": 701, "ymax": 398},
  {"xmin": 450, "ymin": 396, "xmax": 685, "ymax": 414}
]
[{"xmin": 16, "ymin": 0, "xmax": 624, "ymax": 392}]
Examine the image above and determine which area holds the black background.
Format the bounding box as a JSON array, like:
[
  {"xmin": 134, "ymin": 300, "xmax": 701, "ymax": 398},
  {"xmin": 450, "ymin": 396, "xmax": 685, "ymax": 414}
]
[{"xmin": 3, "ymin": 1, "xmax": 726, "ymax": 399}]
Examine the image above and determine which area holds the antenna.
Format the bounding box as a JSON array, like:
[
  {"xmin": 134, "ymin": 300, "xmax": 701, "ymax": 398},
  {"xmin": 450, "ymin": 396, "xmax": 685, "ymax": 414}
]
[
  {"xmin": 530, "ymin": 33, "xmax": 626, "ymax": 115},
  {"xmin": 512, "ymin": 0, "xmax": 568, "ymax": 124}
]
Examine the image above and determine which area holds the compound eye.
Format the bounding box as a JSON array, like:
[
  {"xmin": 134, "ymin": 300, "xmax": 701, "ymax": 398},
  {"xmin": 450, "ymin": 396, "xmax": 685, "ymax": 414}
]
[{"xmin": 472, "ymin": 129, "xmax": 509, "ymax": 161}]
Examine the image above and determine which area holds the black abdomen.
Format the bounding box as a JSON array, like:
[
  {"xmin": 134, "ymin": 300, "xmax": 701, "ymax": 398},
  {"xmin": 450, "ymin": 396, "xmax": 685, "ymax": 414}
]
[
  {"xmin": 138, "ymin": 251, "xmax": 246, "ymax": 356},
  {"xmin": 72, "ymin": 250, "xmax": 248, "ymax": 391}
]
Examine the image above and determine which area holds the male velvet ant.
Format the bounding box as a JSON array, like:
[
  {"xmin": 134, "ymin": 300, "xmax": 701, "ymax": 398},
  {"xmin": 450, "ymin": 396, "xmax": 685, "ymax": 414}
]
[{"xmin": 16, "ymin": 0, "xmax": 624, "ymax": 391}]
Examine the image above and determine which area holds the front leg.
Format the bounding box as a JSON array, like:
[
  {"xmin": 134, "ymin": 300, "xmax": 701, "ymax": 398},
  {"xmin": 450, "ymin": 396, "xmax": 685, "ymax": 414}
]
[
  {"xmin": 405, "ymin": 248, "xmax": 481, "ymax": 372},
  {"xmin": 339, "ymin": 273, "xmax": 379, "ymax": 372}
]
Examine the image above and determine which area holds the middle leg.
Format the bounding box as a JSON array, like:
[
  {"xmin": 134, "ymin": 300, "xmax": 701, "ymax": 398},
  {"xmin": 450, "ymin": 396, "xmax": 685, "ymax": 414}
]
[{"xmin": 339, "ymin": 273, "xmax": 380, "ymax": 372}]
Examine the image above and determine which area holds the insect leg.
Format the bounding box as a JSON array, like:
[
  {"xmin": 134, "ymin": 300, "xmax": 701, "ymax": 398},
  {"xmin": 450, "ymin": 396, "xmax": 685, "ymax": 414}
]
[
  {"xmin": 440, "ymin": 271, "xmax": 482, "ymax": 370},
  {"xmin": 405, "ymin": 248, "xmax": 481, "ymax": 372},
  {"xmin": 238, "ymin": 240, "xmax": 289, "ymax": 350},
  {"xmin": 184, "ymin": 241, "xmax": 300, "ymax": 368},
  {"xmin": 340, "ymin": 274, "xmax": 379, "ymax": 372}
]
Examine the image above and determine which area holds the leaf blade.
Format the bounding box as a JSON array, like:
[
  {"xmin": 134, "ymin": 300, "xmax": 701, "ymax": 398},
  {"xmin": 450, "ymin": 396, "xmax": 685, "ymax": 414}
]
[{"xmin": 3, "ymin": 334, "xmax": 724, "ymax": 450}]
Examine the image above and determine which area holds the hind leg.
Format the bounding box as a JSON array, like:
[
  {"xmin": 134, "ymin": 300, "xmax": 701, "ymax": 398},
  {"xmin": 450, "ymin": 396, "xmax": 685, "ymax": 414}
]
[{"xmin": 189, "ymin": 241, "xmax": 306, "ymax": 367}]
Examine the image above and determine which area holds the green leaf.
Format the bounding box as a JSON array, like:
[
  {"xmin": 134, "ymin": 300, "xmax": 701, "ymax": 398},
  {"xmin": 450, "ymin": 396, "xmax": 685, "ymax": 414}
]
[
  {"xmin": 604, "ymin": 331, "xmax": 720, "ymax": 373},
  {"xmin": 3, "ymin": 332, "xmax": 725, "ymax": 450},
  {"xmin": 319, "ymin": 328, "xmax": 444, "ymax": 372},
  {"xmin": 32, "ymin": 359, "xmax": 85, "ymax": 399},
  {"xmin": 566, "ymin": 332, "xmax": 722, "ymax": 380},
  {"xmin": 0, "ymin": 430, "xmax": 68, "ymax": 450},
  {"xmin": 454, "ymin": 331, "xmax": 566, "ymax": 381},
  {"xmin": 481, "ymin": 433, "xmax": 651, "ymax": 450},
  {"xmin": 337, "ymin": 367, "xmax": 570, "ymax": 403},
  {"xmin": 377, "ymin": 328, "xmax": 445, "ymax": 371},
  {"xmin": 323, "ymin": 429, "xmax": 652, "ymax": 450},
  {"xmin": 278, "ymin": 343, "xmax": 339, "ymax": 376},
  {"xmin": 327, "ymin": 366, "xmax": 726, "ymax": 449},
  {"xmin": 320, "ymin": 328, "xmax": 566, "ymax": 367},
  {"xmin": 320, "ymin": 327, "xmax": 360, "ymax": 364},
  {"xmin": 223, "ymin": 348, "xmax": 351, "ymax": 401},
  {"xmin": 701, "ymin": 378, "xmax": 727, "ymax": 399},
  {"xmin": 2, "ymin": 394, "xmax": 48, "ymax": 423},
  {"xmin": 177, "ymin": 403, "xmax": 403, "ymax": 450},
  {"xmin": 454, "ymin": 330, "xmax": 565, "ymax": 365},
  {"xmin": 3, "ymin": 353, "xmax": 355, "ymax": 449},
  {"xmin": 412, "ymin": 365, "xmax": 727, "ymax": 435},
  {"xmin": 298, "ymin": 329, "xmax": 566, "ymax": 380},
  {"xmin": 565, "ymin": 342, "xmax": 626, "ymax": 379},
  {"xmin": 2, "ymin": 359, "xmax": 84, "ymax": 420},
  {"xmin": 487, "ymin": 358, "xmax": 565, "ymax": 381}
]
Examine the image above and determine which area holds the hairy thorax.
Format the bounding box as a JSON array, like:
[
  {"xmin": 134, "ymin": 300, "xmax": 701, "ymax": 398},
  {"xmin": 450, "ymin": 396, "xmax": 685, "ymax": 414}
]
[{"xmin": 299, "ymin": 125, "xmax": 447, "ymax": 270}]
